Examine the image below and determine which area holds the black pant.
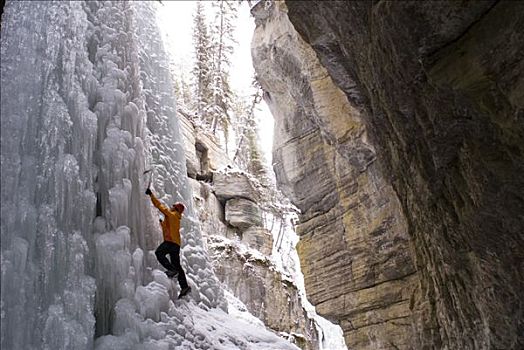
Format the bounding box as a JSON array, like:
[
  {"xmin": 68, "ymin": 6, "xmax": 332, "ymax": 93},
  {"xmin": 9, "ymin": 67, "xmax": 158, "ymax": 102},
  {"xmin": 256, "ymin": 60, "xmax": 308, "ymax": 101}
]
[{"xmin": 155, "ymin": 241, "xmax": 188, "ymax": 289}]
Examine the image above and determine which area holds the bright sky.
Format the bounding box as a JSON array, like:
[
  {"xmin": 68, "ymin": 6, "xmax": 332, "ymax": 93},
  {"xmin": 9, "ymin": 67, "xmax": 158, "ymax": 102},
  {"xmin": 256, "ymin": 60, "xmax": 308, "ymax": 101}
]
[{"xmin": 156, "ymin": 1, "xmax": 274, "ymax": 165}]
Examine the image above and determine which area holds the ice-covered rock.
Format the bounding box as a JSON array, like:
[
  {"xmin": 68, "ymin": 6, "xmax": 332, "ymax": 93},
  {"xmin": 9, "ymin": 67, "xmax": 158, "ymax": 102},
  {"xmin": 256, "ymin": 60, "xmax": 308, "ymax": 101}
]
[
  {"xmin": 225, "ymin": 197, "xmax": 263, "ymax": 229},
  {"xmin": 188, "ymin": 178, "xmax": 233, "ymax": 241},
  {"xmin": 0, "ymin": 1, "xmax": 303, "ymax": 349},
  {"xmin": 178, "ymin": 113, "xmax": 322, "ymax": 349},
  {"xmin": 213, "ymin": 170, "xmax": 260, "ymax": 202},
  {"xmin": 178, "ymin": 112, "xmax": 231, "ymax": 180},
  {"xmin": 209, "ymin": 235, "xmax": 319, "ymax": 349},
  {"xmin": 242, "ymin": 226, "xmax": 273, "ymax": 256}
]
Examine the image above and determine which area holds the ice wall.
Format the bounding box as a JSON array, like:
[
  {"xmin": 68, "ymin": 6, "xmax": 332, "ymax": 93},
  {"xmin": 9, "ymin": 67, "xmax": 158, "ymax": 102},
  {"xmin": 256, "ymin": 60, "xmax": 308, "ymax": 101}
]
[
  {"xmin": 1, "ymin": 2, "xmax": 97, "ymax": 348},
  {"xmin": 132, "ymin": 0, "xmax": 225, "ymax": 311},
  {"xmin": 1, "ymin": 1, "xmax": 224, "ymax": 349}
]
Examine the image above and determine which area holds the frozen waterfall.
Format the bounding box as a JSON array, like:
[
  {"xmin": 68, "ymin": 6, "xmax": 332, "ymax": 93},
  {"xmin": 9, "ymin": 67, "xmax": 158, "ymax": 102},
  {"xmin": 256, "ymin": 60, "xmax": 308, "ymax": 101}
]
[{"xmin": 1, "ymin": 2, "xmax": 298, "ymax": 349}]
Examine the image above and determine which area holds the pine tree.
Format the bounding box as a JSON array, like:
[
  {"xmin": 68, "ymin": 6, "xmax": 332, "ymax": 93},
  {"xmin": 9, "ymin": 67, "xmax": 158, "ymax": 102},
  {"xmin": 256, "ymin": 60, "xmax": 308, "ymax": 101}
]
[
  {"xmin": 232, "ymin": 77, "xmax": 265, "ymax": 176},
  {"xmin": 172, "ymin": 71, "xmax": 193, "ymax": 112},
  {"xmin": 191, "ymin": 1, "xmax": 214, "ymax": 124},
  {"xmin": 232, "ymin": 77, "xmax": 296, "ymax": 229},
  {"xmin": 180, "ymin": 74, "xmax": 192, "ymax": 110},
  {"xmin": 209, "ymin": 0, "xmax": 239, "ymax": 150}
]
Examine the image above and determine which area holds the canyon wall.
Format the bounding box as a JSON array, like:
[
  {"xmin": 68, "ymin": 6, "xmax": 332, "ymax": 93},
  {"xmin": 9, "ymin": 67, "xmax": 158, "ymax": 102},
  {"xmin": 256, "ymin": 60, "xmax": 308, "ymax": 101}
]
[
  {"xmin": 252, "ymin": 1, "xmax": 524, "ymax": 349},
  {"xmin": 252, "ymin": 2, "xmax": 420, "ymax": 349},
  {"xmin": 178, "ymin": 113, "xmax": 320, "ymax": 349}
]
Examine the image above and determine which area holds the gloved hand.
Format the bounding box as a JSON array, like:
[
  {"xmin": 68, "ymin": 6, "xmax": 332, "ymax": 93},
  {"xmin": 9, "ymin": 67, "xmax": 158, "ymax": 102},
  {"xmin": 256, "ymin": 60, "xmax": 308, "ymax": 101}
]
[{"xmin": 145, "ymin": 188, "xmax": 152, "ymax": 195}]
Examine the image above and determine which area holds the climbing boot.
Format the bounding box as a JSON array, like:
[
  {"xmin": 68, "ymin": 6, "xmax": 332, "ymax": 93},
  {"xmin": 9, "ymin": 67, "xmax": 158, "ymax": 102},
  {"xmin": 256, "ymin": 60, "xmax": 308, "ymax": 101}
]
[{"xmin": 178, "ymin": 286, "xmax": 191, "ymax": 299}]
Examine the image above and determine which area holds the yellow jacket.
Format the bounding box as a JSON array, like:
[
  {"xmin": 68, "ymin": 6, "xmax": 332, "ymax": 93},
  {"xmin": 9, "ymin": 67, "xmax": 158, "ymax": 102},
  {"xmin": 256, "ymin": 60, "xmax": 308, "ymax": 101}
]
[{"xmin": 150, "ymin": 193, "xmax": 182, "ymax": 245}]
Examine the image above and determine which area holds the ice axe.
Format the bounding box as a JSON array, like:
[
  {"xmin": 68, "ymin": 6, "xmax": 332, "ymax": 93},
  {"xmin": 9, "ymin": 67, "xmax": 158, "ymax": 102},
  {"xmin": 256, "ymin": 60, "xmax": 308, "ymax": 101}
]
[{"xmin": 143, "ymin": 169, "xmax": 153, "ymax": 190}]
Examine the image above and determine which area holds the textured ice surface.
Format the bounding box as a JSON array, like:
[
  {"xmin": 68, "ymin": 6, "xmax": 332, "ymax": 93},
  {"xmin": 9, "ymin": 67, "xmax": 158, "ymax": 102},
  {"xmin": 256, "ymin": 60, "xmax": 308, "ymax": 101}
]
[
  {"xmin": 0, "ymin": 1, "xmax": 297, "ymax": 349},
  {"xmin": 95, "ymin": 272, "xmax": 299, "ymax": 350}
]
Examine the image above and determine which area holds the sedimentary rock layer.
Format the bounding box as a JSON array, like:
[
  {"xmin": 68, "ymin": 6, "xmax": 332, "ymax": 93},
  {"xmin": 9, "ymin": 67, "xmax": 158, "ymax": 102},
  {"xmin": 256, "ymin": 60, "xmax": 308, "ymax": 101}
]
[
  {"xmin": 252, "ymin": 2, "xmax": 421, "ymax": 349},
  {"xmin": 253, "ymin": 0, "xmax": 524, "ymax": 349},
  {"xmin": 209, "ymin": 236, "xmax": 318, "ymax": 349}
]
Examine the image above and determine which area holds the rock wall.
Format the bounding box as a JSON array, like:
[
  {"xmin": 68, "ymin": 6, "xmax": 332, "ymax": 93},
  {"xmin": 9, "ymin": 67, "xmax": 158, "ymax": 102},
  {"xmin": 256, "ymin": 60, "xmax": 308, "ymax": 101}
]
[
  {"xmin": 251, "ymin": 2, "xmax": 419, "ymax": 349},
  {"xmin": 209, "ymin": 235, "xmax": 317, "ymax": 349},
  {"xmin": 179, "ymin": 113, "xmax": 319, "ymax": 349},
  {"xmin": 252, "ymin": 0, "xmax": 524, "ymax": 349}
]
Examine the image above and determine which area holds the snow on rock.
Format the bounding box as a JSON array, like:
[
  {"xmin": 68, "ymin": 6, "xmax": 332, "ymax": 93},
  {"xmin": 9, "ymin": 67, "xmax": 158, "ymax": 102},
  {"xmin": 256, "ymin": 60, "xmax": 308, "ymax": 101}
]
[
  {"xmin": 242, "ymin": 226, "xmax": 273, "ymax": 256},
  {"xmin": 95, "ymin": 271, "xmax": 301, "ymax": 350},
  {"xmin": 188, "ymin": 178, "xmax": 233, "ymax": 241},
  {"xmin": 208, "ymin": 234, "xmax": 320, "ymax": 349},
  {"xmin": 225, "ymin": 197, "xmax": 263, "ymax": 229},
  {"xmin": 178, "ymin": 113, "xmax": 231, "ymax": 178},
  {"xmin": 179, "ymin": 112, "xmax": 323, "ymax": 348},
  {"xmin": 213, "ymin": 170, "xmax": 260, "ymax": 202},
  {"xmin": 224, "ymin": 289, "xmax": 265, "ymax": 328},
  {"xmin": 1, "ymin": 1, "xmax": 304, "ymax": 349}
]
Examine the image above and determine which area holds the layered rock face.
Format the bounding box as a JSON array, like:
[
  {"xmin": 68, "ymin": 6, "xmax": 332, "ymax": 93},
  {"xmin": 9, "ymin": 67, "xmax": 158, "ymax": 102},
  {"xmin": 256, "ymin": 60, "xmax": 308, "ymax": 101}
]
[
  {"xmin": 252, "ymin": 2, "xmax": 418, "ymax": 349},
  {"xmin": 253, "ymin": 1, "xmax": 524, "ymax": 349},
  {"xmin": 178, "ymin": 113, "xmax": 319, "ymax": 349},
  {"xmin": 209, "ymin": 236, "xmax": 317, "ymax": 349}
]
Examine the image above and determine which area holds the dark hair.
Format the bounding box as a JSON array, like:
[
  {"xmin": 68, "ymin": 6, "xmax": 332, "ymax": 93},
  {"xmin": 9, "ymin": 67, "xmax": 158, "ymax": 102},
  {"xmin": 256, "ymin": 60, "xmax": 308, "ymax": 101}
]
[{"xmin": 173, "ymin": 202, "xmax": 185, "ymax": 213}]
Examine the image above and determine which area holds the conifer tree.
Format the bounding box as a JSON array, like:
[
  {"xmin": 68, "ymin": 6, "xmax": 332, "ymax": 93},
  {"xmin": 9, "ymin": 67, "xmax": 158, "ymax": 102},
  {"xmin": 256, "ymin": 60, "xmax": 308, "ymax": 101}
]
[
  {"xmin": 209, "ymin": 0, "xmax": 239, "ymax": 150},
  {"xmin": 172, "ymin": 71, "xmax": 192, "ymax": 112},
  {"xmin": 233, "ymin": 77, "xmax": 265, "ymax": 177},
  {"xmin": 191, "ymin": 1, "xmax": 214, "ymax": 124}
]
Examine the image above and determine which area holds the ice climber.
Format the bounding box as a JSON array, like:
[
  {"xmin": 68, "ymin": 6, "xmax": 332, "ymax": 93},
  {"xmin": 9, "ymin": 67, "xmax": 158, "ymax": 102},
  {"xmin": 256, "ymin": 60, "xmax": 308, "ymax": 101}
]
[{"xmin": 146, "ymin": 188, "xmax": 191, "ymax": 298}]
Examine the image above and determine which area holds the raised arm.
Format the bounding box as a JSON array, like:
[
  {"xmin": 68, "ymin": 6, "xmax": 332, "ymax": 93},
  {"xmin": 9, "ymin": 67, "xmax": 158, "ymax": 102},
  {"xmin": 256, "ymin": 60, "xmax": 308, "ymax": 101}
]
[{"xmin": 146, "ymin": 189, "xmax": 170, "ymax": 216}]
